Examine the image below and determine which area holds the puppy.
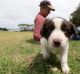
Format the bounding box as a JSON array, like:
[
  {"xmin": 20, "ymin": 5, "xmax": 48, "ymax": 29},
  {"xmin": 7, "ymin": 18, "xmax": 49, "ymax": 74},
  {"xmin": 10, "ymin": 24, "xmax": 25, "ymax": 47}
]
[{"xmin": 40, "ymin": 17, "xmax": 76, "ymax": 74}]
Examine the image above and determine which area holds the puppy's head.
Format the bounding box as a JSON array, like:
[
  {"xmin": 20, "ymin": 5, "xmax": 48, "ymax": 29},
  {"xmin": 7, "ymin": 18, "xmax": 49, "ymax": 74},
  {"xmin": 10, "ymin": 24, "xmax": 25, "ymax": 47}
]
[{"xmin": 40, "ymin": 17, "xmax": 76, "ymax": 48}]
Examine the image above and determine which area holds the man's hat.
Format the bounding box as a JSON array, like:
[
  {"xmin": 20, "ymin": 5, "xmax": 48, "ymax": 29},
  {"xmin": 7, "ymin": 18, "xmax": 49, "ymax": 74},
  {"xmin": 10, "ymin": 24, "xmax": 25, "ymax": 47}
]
[{"xmin": 39, "ymin": 0, "xmax": 55, "ymax": 11}]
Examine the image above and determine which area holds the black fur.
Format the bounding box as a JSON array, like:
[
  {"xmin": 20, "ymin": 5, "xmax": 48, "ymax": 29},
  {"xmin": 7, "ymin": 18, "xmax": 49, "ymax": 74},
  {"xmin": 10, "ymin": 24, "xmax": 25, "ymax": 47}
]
[
  {"xmin": 40, "ymin": 19, "xmax": 55, "ymax": 39},
  {"xmin": 61, "ymin": 20, "xmax": 76, "ymax": 38}
]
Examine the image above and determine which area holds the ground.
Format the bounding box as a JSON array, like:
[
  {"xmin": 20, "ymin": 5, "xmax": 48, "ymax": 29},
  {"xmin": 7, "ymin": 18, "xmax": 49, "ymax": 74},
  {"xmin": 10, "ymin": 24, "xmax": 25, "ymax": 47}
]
[{"xmin": 0, "ymin": 31, "xmax": 80, "ymax": 74}]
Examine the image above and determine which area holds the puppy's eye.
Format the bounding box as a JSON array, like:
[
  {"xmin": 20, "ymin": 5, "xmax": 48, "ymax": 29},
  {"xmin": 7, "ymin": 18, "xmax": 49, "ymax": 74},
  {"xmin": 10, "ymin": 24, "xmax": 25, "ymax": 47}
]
[
  {"xmin": 62, "ymin": 28, "xmax": 68, "ymax": 32},
  {"xmin": 61, "ymin": 23, "xmax": 68, "ymax": 33}
]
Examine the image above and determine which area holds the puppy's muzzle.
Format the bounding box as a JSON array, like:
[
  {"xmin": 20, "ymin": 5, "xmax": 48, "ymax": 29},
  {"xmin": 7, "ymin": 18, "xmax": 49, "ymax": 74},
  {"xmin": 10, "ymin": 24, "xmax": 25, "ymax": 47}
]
[{"xmin": 53, "ymin": 39, "xmax": 61, "ymax": 47}]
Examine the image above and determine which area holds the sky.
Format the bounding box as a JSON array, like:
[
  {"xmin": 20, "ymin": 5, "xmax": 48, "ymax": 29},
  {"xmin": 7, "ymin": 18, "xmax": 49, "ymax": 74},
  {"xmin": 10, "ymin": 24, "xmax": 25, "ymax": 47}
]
[{"xmin": 0, "ymin": 0, "xmax": 80, "ymax": 29}]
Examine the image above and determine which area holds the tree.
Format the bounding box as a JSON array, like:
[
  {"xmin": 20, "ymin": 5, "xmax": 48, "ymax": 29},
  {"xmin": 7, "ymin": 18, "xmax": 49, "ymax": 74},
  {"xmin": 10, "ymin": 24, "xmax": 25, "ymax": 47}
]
[
  {"xmin": 18, "ymin": 24, "xmax": 34, "ymax": 31},
  {"xmin": 18, "ymin": 24, "xmax": 28, "ymax": 31},
  {"xmin": 0, "ymin": 28, "xmax": 8, "ymax": 31},
  {"xmin": 70, "ymin": 3, "xmax": 80, "ymax": 27}
]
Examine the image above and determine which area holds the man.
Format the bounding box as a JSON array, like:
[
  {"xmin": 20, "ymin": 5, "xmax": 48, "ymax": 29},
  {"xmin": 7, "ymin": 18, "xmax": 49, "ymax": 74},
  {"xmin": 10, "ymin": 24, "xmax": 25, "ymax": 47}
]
[{"xmin": 33, "ymin": 0, "xmax": 55, "ymax": 41}]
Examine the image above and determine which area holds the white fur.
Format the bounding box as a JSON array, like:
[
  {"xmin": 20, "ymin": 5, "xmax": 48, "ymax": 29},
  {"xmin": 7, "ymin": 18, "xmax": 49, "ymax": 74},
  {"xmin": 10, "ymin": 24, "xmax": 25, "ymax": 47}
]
[{"xmin": 40, "ymin": 18, "xmax": 70, "ymax": 74}]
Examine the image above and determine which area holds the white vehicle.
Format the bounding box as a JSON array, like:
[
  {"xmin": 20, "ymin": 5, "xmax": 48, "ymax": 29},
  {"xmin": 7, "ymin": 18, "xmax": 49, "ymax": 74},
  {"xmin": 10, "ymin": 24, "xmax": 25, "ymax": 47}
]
[{"xmin": 76, "ymin": 26, "xmax": 80, "ymax": 35}]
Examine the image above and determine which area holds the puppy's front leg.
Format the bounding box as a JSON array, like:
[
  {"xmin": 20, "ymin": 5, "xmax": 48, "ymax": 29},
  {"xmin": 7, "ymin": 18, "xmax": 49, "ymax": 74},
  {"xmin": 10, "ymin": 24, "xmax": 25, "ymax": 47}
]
[
  {"xmin": 60, "ymin": 43, "xmax": 70, "ymax": 74},
  {"xmin": 42, "ymin": 48, "xmax": 50, "ymax": 60},
  {"xmin": 40, "ymin": 38, "xmax": 50, "ymax": 60}
]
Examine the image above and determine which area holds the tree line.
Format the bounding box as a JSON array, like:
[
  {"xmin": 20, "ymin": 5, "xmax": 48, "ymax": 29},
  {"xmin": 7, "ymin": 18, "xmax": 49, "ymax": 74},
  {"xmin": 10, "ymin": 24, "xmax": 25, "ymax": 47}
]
[
  {"xmin": 0, "ymin": 28, "xmax": 8, "ymax": 31},
  {"xmin": 70, "ymin": 3, "xmax": 80, "ymax": 27}
]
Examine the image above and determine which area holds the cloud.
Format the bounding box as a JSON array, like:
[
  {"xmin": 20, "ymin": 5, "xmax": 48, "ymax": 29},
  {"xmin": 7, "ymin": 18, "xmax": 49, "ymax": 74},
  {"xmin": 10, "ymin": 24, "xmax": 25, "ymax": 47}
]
[
  {"xmin": 0, "ymin": 0, "xmax": 79, "ymax": 28},
  {"xmin": 0, "ymin": 0, "xmax": 36, "ymax": 19},
  {"xmin": 0, "ymin": 0, "xmax": 79, "ymax": 20},
  {"xmin": 48, "ymin": 0, "xmax": 80, "ymax": 20}
]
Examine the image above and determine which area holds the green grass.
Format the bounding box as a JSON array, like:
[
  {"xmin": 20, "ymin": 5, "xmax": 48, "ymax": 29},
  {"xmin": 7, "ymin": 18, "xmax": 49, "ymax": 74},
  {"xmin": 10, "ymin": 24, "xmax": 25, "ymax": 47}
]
[{"xmin": 0, "ymin": 31, "xmax": 80, "ymax": 74}]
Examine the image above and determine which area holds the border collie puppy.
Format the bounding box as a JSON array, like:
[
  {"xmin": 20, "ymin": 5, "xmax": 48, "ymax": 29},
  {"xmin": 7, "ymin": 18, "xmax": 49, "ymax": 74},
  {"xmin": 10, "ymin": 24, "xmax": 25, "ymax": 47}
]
[{"xmin": 40, "ymin": 17, "xmax": 76, "ymax": 74}]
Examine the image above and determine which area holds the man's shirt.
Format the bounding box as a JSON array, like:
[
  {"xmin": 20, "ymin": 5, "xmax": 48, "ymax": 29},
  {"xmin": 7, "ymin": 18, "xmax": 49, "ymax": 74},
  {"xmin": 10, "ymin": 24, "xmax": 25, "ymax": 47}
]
[{"xmin": 33, "ymin": 13, "xmax": 45, "ymax": 41}]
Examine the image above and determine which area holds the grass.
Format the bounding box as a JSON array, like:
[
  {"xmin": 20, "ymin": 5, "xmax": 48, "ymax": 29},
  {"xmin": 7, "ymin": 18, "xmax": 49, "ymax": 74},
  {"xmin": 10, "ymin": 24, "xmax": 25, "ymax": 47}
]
[{"xmin": 0, "ymin": 31, "xmax": 80, "ymax": 74}]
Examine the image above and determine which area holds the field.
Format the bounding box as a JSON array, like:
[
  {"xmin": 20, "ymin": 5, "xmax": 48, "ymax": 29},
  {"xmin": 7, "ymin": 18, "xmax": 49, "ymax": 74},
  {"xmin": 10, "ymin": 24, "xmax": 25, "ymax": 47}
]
[{"xmin": 0, "ymin": 31, "xmax": 80, "ymax": 74}]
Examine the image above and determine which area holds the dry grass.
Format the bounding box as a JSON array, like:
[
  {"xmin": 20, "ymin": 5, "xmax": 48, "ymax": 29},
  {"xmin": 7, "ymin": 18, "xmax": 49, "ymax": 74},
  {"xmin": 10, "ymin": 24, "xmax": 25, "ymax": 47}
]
[{"xmin": 0, "ymin": 31, "xmax": 80, "ymax": 74}]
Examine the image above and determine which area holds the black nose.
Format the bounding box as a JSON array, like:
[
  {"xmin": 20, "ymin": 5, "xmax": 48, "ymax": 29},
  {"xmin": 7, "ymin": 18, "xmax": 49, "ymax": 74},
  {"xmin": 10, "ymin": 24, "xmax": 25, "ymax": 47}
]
[{"xmin": 53, "ymin": 40, "xmax": 61, "ymax": 47}]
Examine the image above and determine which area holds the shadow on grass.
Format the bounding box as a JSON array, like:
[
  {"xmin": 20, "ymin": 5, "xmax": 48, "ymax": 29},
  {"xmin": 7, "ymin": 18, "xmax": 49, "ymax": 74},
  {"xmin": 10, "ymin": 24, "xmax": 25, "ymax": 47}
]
[
  {"xmin": 26, "ymin": 39, "xmax": 40, "ymax": 45},
  {"xmin": 27, "ymin": 53, "xmax": 61, "ymax": 74}
]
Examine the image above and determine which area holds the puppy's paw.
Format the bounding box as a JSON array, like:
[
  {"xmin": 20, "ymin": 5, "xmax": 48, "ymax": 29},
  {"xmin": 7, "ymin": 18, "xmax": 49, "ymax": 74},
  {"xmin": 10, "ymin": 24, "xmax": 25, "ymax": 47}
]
[
  {"xmin": 42, "ymin": 51, "xmax": 50, "ymax": 60},
  {"xmin": 62, "ymin": 65, "xmax": 70, "ymax": 74},
  {"xmin": 43, "ymin": 53, "xmax": 50, "ymax": 60}
]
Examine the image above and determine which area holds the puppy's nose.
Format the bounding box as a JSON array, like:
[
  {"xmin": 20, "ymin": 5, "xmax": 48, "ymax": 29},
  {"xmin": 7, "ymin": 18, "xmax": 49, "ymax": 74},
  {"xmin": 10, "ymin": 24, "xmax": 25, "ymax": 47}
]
[{"xmin": 53, "ymin": 40, "xmax": 61, "ymax": 47}]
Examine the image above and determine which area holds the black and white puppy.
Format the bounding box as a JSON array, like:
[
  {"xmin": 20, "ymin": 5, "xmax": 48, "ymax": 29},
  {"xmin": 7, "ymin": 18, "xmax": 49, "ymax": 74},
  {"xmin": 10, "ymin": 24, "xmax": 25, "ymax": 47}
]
[{"xmin": 40, "ymin": 17, "xmax": 76, "ymax": 74}]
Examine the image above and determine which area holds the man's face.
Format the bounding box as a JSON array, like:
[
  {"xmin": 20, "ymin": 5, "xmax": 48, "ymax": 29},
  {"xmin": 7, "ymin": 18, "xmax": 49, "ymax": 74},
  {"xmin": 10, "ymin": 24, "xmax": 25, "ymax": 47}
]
[
  {"xmin": 40, "ymin": 6, "xmax": 52, "ymax": 17},
  {"xmin": 43, "ymin": 7, "xmax": 51, "ymax": 17},
  {"xmin": 41, "ymin": 7, "xmax": 51, "ymax": 17}
]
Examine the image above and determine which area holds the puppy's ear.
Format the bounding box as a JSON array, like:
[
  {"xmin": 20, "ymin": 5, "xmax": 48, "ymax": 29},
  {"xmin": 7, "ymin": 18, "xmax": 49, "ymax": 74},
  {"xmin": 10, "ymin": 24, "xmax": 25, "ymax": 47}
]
[
  {"xmin": 40, "ymin": 19, "xmax": 49, "ymax": 37},
  {"xmin": 69, "ymin": 22, "xmax": 76, "ymax": 38},
  {"xmin": 40, "ymin": 19, "xmax": 54, "ymax": 39}
]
